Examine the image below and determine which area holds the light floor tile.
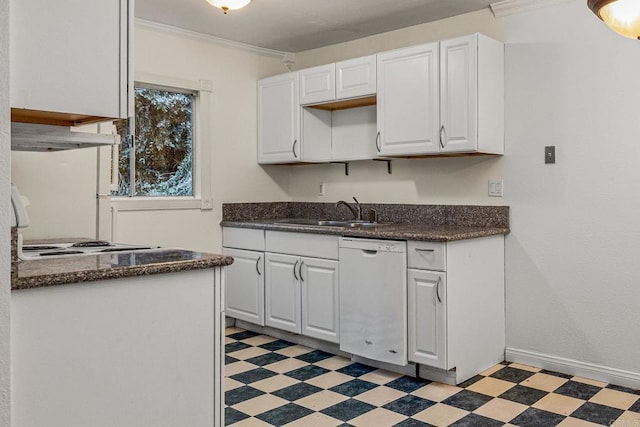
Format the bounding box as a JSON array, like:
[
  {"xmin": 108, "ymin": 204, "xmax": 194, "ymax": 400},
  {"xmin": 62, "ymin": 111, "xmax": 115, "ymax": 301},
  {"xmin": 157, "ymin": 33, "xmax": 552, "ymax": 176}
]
[
  {"xmin": 226, "ymin": 336, "xmax": 235, "ymax": 344},
  {"xmin": 521, "ymin": 372, "xmax": 569, "ymax": 392},
  {"xmin": 481, "ymin": 364, "xmax": 506, "ymax": 376},
  {"xmin": 508, "ymin": 363, "xmax": 542, "ymax": 373},
  {"xmin": 228, "ymin": 346, "xmax": 271, "ymax": 361},
  {"xmin": 412, "ymin": 382, "xmax": 463, "ymax": 402},
  {"xmin": 265, "ymin": 357, "xmax": 309, "ymax": 374},
  {"xmin": 314, "ymin": 356, "xmax": 353, "ymax": 371},
  {"xmin": 275, "ymin": 345, "xmax": 314, "ymax": 358},
  {"xmin": 349, "ymin": 407, "xmax": 407, "ymax": 427},
  {"xmin": 359, "ymin": 369, "xmax": 404, "ymax": 385},
  {"xmin": 306, "ymin": 371, "xmax": 353, "ymax": 389},
  {"xmin": 612, "ymin": 411, "xmax": 640, "ymax": 426},
  {"xmin": 250, "ymin": 374, "xmax": 300, "ymax": 393},
  {"xmin": 355, "ymin": 386, "xmax": 407, "ymax": 406},
  {"xmin": 232, "ymin": 394, "xmax": 290, "ymax": 417},
  {"xmin": 284, "ymin": 412, "xmax": 342, "ymax": 427},
  {"xmin": 557, "ymin": 417, "xmax": 602, "ymax": 426},
  {"xmin": 590, "ymin": 388, "xmax": 639, "ymax": 410},
  {"xmin": 229, "ymin": 416, "xmax": 273, "ymax": 427},
  {"xmin": 225, "ymin": 377, "xmax": 245, "ymax": 392},
  {"xmin": 295, "ymin": 390, "xmax": 349, "ymax": 411},
  {"xmin": 242, "ymin": 335, "xmax": 278, "ymax": 347},
  {"xmin": 467, "ymin": 377, "xmax": 516, "ymax": 397},
  {"xmin": 532, "ymin": 393, "xmax": 585, "ymax": 416},
  {"xmin": 474, "ymin": 397, "xmax": 528, "ymax": 422},
  {"xmin": 226, "ymin": 361, "xmax": 257, "ymax": 376},
  {"xmin": 413, "ymin": 403, "xmax": 469, "ymax": 426},
  {"xmin": 572, "ymin": 376, "xmax": 608, "ymax": 388},
  {"xmin": 225, "ymin": 327, "xmax": 245, "ymax": 336}
]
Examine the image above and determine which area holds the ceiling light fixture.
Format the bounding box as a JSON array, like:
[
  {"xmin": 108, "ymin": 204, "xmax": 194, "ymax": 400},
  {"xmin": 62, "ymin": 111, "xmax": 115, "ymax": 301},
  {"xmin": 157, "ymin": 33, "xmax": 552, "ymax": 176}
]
[
  {"xmin": 588, "ymin": 0, "xmax": 640, "ymax": 39},
  {"xmin": 206, "ymin": 0, "xmax": 252, "ymax": 14}
]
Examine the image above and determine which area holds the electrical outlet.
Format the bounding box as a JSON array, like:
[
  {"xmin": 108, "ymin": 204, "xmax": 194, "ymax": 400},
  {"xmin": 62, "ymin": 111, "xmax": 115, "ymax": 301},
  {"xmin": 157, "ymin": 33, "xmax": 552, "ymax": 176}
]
[
  {"xmin": 545, "ymin": 146, "xmax": 556, "ymax": 164},
  {"xmin": 318, "ymin": 183, "xmax": 325, "ymax": 196},
  {"xmin": 488, "ymin": 179, "xmax": 504, "ymax": 197}
]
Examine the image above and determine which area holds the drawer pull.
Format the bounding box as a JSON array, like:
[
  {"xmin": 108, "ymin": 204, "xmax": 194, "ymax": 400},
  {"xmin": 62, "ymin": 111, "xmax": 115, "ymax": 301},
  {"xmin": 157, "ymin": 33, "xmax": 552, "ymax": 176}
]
[{"xmin": 415, "ymin": 248, "xmax": 435, "ymax": 253}]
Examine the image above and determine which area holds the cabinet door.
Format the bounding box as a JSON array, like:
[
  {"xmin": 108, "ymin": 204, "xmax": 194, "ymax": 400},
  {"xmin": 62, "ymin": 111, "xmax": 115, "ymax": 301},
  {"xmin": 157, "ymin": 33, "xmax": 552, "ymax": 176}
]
[
  {"xmin": 336, "ymin": 56, "xmax": 376, "ymax": 100},
  {"xmin": 377, "ymin": 43, "xmax": 440, "ymax": 156},
  {"xmin": 258, "ymin": 73, "xmax": 301, "ymax": 164},
  {"xmin": 10, "ymin": 0, "xmax": 128, "ymax": 119},
  {"xmin": 440, "ymin": 34, "xmax": 478, "ymax": 153},
  {"xmin": 299, "ymin": 64, "xmax": 335, "ymax": 105},
  {"xmin": 300, "ymin": 257, "xmax": 339, "ymax": 343},
  {"xmin": 408, "ymin": 269, "xmax": 447, "ymax": 369},
  {"xmin": 223, "ymin": 248, "xmax": 265, "ymax": 326},
  {"xmin": 264, "ymin": 253, "xmax": 301, "ymax": 334}
]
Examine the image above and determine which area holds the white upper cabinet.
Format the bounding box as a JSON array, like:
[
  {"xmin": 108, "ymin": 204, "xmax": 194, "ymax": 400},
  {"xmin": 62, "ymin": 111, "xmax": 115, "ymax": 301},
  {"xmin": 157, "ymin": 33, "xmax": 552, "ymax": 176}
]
[
  {"xmin": 10, "ymin": 0, "xmax": 131, "ymax": 125},
  {"xmin": 440, "ymin": 33, "xmax": 504, "ymax": 154},
  {"xmin": 258, "ymin": 73, "xmax": 301, "ymax": 164},
  {"xmin": 377, "ymin": 43, "xmax": 440, "ymax": 156},
  {"xmin": 336, "ymin": 56, "xmax": 377, "ymax": 100},
  {"xmin": 299, "ymin": 64, "xmax": 335, "ymax": 105}
]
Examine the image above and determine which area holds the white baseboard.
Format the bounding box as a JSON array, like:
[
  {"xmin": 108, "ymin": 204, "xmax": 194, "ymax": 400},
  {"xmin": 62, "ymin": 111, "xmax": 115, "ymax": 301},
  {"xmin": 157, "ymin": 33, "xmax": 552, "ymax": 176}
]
[{"xmin": 506, "ymin": 347, "xmax": 640, "ymax": 390}]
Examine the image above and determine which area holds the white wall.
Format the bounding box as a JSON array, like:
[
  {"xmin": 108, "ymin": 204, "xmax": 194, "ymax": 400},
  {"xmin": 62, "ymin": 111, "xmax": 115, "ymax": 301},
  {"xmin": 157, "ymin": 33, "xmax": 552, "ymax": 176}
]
[
  {"xmin": 503, "ymin": 0, "xmax": 640, "ymax": 378},
  {"xmin": 0, "ymin": 0, "xmax": 11, "ymax": 423},
  {"xmin": 288, "ymin": 9, "xmax": 506, "ymax": 205}
]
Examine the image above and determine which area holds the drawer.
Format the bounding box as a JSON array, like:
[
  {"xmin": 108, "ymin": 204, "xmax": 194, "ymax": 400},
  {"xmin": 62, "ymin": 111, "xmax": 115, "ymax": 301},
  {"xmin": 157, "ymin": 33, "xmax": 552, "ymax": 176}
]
[
  {"xmin": 223, "ymin": 227, "xmax": 265, "ymax": 252},
  {"xmin": 407, "ymin": 241, "xmax": 446, "ymax": 271},
  {"xmin": 266, "ymin": 231, "xmax": 339, "ymax": 260}
]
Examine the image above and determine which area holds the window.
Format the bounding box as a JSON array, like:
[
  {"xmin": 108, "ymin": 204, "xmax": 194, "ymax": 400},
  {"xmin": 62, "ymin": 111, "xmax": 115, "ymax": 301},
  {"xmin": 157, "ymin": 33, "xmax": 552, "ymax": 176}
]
[{"xmin": 114, "ymin": 85, "xmax": 195, "ymax": 197}]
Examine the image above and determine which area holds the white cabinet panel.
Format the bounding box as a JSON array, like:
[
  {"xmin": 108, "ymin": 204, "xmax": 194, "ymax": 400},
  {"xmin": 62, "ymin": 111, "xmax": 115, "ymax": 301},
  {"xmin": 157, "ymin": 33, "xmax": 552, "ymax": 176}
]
[
  {"xmin": 266, "ymin": 231, "xmax": 339, "ymax": 260},
  {"xmin": 258, "ymin": 73, "xmax": 301, "ymax": 164},
  {"xmin": 223, "ymin": 248, "xmax": 265, "ymax": 326},
  {"xmin": 265, "ymin": 253, "xmax": 301, "ymax": 333},
  {"xmin": 299, "ymin": 64, "xmax": 335, "ymax": 105},
  {"xmin": 377, "ymin": 43, "xmax": 440, "ymax": 156},
  {"xmin": 301, "ymin": 257, "xmax": 339, "ymax": 343},
  {"xmin": 336, "ymin": 56, "xmax": 376, "ymax": 100},
  {"xmin": 223, "ymin": 227, "xmax": 265, "ymax": 252},
  {"xmin": 408, "ymin": 269, "xmax": 447, "ymax": 369}
]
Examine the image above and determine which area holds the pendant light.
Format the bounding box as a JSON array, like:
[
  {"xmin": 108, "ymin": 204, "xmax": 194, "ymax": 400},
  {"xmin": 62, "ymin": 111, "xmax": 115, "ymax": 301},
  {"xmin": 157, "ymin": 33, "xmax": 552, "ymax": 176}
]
[
  {"xmin": 588, "ymin": 0, "xmax": 640, "ymax": 39},
  {"xmin": 206, "ymin": 0, "xmax": 252, "ymax": 14}
]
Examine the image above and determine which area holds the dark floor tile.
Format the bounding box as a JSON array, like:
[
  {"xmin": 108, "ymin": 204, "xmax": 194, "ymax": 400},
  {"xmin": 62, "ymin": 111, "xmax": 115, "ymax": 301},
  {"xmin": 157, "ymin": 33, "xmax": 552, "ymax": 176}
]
[
  {"xmin": 225, "ymin": 385, "xmax": 264, "ymax": 406},
  {"xmin": 382, "ymin": 395, "xmax": 436, "ymax": 416},
  {"xmin": 255, "ymin": 403, "xmax": 314, "ymax": 425},
  {"xmin": 606, "ymin": 384, "xmax": 640, "ymax": 395},
  {"xmin": 386, "ymin": 376, "xmax": 431, "ymax": 393},
  {"xmin": 449, "ymin": 413, "xmax": 504, "ymax": 427},
  {"xmin": 337, "ymin": 363, "xmax": 378, "ymax": 378},
  {"xmin": 510, "ymin": 407, "xmax": 566, "ymax": 427},
  {"xmin": 230, "ymin": 367, "xmax": 277, "ymax": 384},
  {"xmin": 228, "ymin": 330, "xmax": 260, "ymax": 341},
  {"xmin": 458, "ymin": 375, "xmax": 484, "ymax": 388},
  {"xmin": 225, "ymin": 407, "xmax": 249, "ymax": 425},
  {"xmin": 570, "ymin": 402, "xmax": 624, "ymax": 425},
  {"xmin": 394, "ymin": 418, "xmax": 433, "ymax": 426},
  {"xmin": 490, "ymin": 366, "xmax": 535, "ymax": 383},
  {"xmin": 630, "ymin": 398, "xmax": 640, "ymax": 413},
  {"xmin": 295, "ymin": 349, "xmax": 334, "ymax": 364},
  {"xmin": 498, "ymin": 384, "xmax": 548, "ymax": 406},
  {"xmin": 540, "ymin": 369, "xmax": 573, "ymax": 379},
  {"xmin": 245, "ymin": 352, "xmax": 288, "ymax": 367},
  {"xmin": 259, "ymin": 339, "xmax": 296, "ymax": 351},
  {"xmin": 442, "ymin": 389, "xmax": 493, "ymax": 412},
  {"xmin": 337, "ymin": 424, "xmax": 355, "ymax": 427},
  {"xmin": 330, "ymin": 379, "xmax": 379, "ymax": 397},
  {"xmin": 321, "ymin": 398, "xmax": 376, "ymax": 421},
  {"xmin": 225, "ymin": 355, "xmax": 239, "ymax": 365},
  {"xmin": 554, "ymin": 380, "xmax": 602, "ymax": 400},
  {"xmin": 272, "ymin": 382, "xmax": 323, "ymax": 401},
  {"xmin": 284, "ymin": 364, "xmax": 330, "ymax": 381},
  {"xmin": 225, "ymin": 341, "xmax": 250, "ymax": 354}
]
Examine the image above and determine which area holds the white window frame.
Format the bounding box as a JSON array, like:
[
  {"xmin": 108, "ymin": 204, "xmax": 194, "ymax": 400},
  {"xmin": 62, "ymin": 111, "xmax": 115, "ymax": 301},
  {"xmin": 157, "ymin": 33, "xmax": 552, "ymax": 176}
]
[{"xmin": 110, "ymin": 72, "xmax": 213, "ymax": 212}]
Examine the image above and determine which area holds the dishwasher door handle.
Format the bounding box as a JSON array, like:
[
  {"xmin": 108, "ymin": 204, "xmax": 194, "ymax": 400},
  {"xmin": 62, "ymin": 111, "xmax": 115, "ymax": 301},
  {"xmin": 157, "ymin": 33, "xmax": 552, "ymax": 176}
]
[{"xmin": 361, "ymin": 249, "xmax": 378, "ymax": 256}]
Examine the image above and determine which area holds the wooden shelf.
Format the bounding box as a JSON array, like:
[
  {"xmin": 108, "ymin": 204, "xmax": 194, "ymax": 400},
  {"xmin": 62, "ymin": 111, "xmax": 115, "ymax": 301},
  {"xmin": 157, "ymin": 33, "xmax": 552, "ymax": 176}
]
[
  {"xmin": 11, "ymin": 108, "xmax": 115, "ymax": 127},
  {"xmin": 306, "ymin": 95, "xmax": 376, "ymax": 111}
]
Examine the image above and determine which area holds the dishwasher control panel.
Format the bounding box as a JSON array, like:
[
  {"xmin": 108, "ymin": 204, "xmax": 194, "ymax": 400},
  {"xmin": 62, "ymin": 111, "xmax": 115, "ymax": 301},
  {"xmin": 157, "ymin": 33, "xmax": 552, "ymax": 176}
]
[{"xmin": 339, "ymin": 237, "xmax": 407, "ymax": 253}]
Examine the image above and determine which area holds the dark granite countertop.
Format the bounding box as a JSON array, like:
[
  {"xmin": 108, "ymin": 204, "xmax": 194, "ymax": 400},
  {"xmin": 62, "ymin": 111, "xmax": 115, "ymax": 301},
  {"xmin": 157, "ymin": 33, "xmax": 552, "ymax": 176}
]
[
  {"xmin": 12, "ymin": 247, "xmax": 233, "ymax": 291},
  {"xmin": 221, "ymin": 219, "xmax": 508, "ymax": 241}
]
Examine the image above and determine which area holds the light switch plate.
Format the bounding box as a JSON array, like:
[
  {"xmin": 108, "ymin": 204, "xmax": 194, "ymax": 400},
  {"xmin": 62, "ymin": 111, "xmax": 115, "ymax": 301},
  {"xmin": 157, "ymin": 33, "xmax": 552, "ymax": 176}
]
[
  {"xmin": 545, "ymin": 146, "xmax": 556, "ymax": 164},
  {"xmin": 488, "ymin": 179, "xmax": 504, "ymax": 197}
]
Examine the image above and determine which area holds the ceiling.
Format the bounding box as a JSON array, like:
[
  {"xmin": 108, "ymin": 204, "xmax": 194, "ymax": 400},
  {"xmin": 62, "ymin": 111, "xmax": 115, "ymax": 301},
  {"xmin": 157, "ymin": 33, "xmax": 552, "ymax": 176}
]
[{"xmin": 135, "ymin": 0, "xmax": 496, "ymax": 53}]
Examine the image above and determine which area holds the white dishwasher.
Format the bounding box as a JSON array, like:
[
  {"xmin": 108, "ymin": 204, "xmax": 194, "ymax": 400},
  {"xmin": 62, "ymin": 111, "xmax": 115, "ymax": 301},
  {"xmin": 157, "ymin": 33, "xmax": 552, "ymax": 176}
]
[{"xmin": 339, "ymin": 237, "xmax": 407, "ymax": 366}]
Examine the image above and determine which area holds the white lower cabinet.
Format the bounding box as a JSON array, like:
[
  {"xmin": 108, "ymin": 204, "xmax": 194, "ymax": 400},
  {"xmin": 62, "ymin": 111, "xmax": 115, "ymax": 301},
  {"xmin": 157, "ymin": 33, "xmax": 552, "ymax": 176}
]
[
  {"xmin": 223, "ymin": 248, "xmax": 265, "ymax": 326},
  {"xmin": 265, "ymin": 253, "xmax": 301, "ymax": 333}
]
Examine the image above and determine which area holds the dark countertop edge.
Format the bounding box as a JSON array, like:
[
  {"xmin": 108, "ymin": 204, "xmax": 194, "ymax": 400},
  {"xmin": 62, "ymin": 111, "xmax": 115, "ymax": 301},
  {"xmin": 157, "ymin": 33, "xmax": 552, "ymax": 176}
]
[
  {"xmin": 220, "ymin": 220, "xmax": 510, "ymax": 242},
  {"xmin": 12, "ymin": 256, "xmax": 234, "ymax": 291}
]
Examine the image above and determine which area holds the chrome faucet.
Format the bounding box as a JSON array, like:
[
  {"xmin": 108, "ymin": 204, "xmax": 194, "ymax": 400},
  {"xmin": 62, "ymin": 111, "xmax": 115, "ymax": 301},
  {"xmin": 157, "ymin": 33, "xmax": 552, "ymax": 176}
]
[{"xmin": 336, "ymin": 197, "xmax": 362, "ymax": 220}]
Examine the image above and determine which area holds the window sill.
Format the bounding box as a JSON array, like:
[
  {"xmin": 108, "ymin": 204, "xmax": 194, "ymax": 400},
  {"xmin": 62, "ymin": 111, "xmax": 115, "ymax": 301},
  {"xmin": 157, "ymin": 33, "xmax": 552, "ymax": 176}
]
[{"xmin": 111, "ymin": 197, "xmax": 210, "ymax": 212}]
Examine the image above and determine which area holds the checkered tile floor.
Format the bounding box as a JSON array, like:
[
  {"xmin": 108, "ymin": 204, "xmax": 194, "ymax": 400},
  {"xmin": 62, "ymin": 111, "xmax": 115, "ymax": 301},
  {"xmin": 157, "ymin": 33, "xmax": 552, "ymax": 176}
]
[{"xmin": 225, "ymin": 327, "xmax": 640, "ymax": 426}]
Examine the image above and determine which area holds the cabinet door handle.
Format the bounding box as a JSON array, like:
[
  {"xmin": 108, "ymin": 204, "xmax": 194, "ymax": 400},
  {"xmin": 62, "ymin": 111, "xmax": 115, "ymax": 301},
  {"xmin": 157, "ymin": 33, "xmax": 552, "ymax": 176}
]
[
  {"xmin": 376, "ymin": 131, "xmax": 381, "ymax": 152},
  {"xmin": 299, "ymin": 261, "xmax": 305, "ymax": 282},
  {"xmin": 439, "ymin": 125, "xmax": 446, "ymax": 149},
  {"xmin": 293, "ymin": 259, "xmax": 299, "ymax": 280},
  {"xmin": 436, "ymin": 276, "xmax": 442, "ymax": 303},
  {"xmin": 255, "ymin": 256, "xmax": 262, "ymax": 276},
  {"xmin": 415, "ymin": 248, "xmax": 435, "ymax": 253},
  {"xmin": 292, "ymin": 139, "xmax": 298, "ymax": 158}
]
